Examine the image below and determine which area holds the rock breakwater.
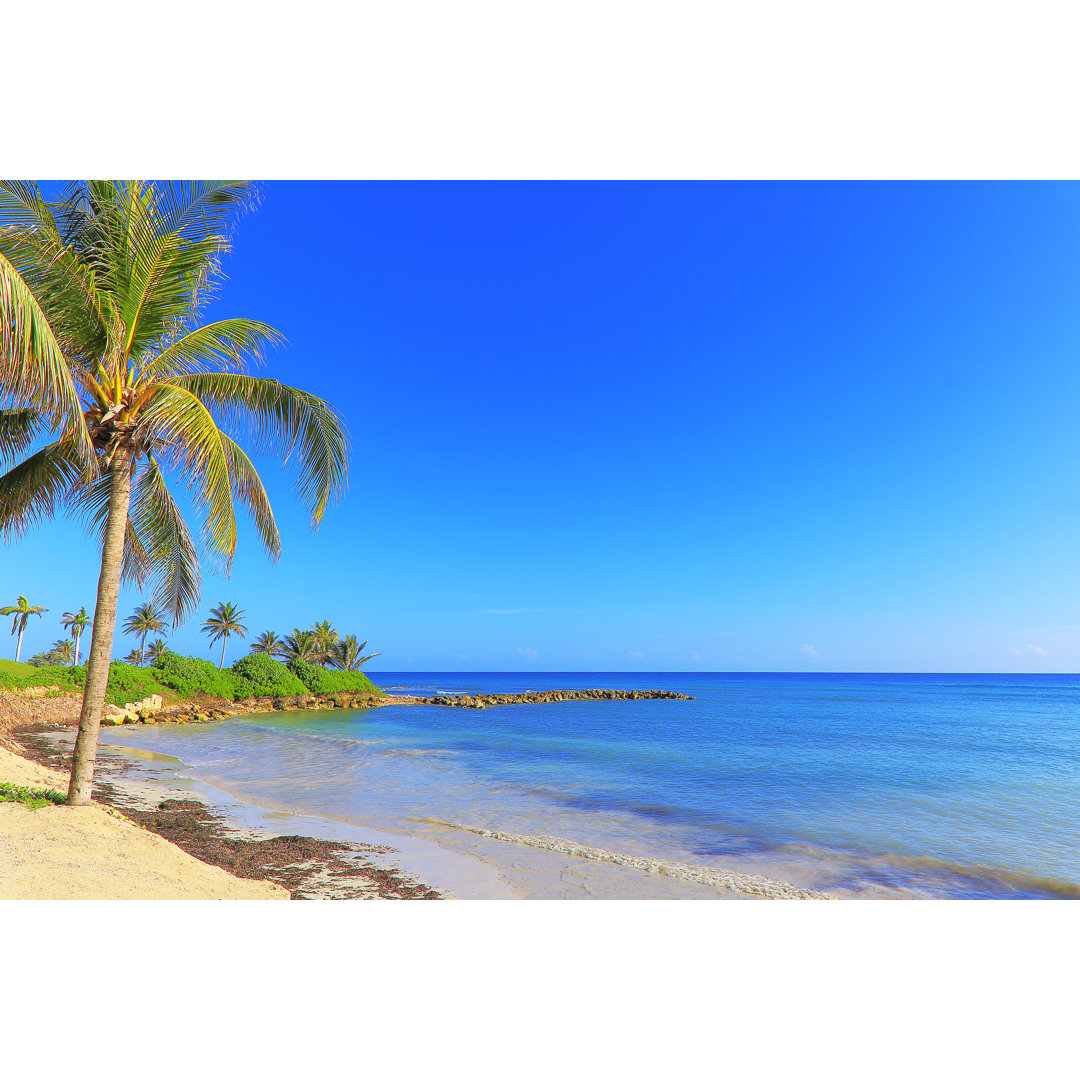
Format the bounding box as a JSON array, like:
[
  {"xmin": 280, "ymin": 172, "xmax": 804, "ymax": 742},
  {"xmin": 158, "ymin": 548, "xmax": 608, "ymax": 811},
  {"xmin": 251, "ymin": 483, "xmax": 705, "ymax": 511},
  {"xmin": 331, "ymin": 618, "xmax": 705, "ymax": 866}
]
[{"xmin": 416, "ymin": 689, "xmax": 694, "ymax": 710}]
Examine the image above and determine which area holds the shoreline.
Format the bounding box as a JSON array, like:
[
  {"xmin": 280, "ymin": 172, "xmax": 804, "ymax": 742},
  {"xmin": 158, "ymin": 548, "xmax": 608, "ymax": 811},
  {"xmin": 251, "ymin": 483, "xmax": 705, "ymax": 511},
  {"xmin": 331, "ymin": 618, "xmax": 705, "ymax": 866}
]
[
  {"xmin": 7, "ymin": 728, "xmax": 445, "ymax": 899},
  {"xmin": 5, "ymin": 722, "xmax": 838, "ymax": 900}
]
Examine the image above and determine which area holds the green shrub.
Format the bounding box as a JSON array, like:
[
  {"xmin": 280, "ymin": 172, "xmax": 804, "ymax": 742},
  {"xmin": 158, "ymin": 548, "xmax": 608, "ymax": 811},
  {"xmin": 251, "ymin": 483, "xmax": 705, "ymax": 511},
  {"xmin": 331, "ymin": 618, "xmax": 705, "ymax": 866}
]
[
  {"xmin": 152, "ymin": 652, "xmax": 251, "ymax": 701},
  {"xmin": 287, "ymin": 659, "xmax": 379, "ymax": 695},
  {"xmin": 103, "ymin": 662, "xmax": 172, "ymax": 705},
  {"xmin": 231, "ymin": 653, "xmax": 308, "ymax": 697}
]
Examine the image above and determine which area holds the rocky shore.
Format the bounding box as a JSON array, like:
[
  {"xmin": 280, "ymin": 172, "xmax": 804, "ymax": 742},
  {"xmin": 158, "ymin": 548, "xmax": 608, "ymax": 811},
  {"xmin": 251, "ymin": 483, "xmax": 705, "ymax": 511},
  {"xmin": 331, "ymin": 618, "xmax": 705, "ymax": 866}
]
[{"xmin": 3, "ymin": 685, "xmax": 694, "ymax": 734}]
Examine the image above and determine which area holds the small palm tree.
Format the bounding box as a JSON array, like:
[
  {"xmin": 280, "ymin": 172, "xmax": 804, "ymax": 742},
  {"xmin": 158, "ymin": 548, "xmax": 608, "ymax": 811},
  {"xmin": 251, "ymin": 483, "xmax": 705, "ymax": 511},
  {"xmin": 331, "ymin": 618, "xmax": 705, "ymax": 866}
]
[
  {"xmin": 123, "ymin": 602, "xmax": 166, "ymax": 666},
  {"xmin": 122, "ymin": 648, "xmax": 142, "ymax": 665},
  {"xmin": 282, "ymin": 628, "xmax": 318, "ymax": 663},
  {"xmin": 251, "ymin": 630, "xmax": 287, "ymax": 659},
  {"xmin": 332, "ymin": 635, "xmax": 381, "ymax": 671},
  {"xmin": 51, "ymin": 638, "xmax": 76, "ymax": 664},
  {"xmin": 0, "ymin": 181, "xmax": 348, "ymax": 805},
  {"xmin": 144, "ymin": 637, "xmax": 169, "ymax": 666},
  {"xmin": 310, "ymin": 619, "xmax": 339, "ymax": 665},
  {"xmin": 1, "ymin": 596, "xmax": 48, "ymax": 663},
  {"xmin": 61, "ymin": 605, "xmax": 92, "ymax": 666},
  {"xmin": 202, "ymin": 601, "xmax": 247, "ymax": 668}
]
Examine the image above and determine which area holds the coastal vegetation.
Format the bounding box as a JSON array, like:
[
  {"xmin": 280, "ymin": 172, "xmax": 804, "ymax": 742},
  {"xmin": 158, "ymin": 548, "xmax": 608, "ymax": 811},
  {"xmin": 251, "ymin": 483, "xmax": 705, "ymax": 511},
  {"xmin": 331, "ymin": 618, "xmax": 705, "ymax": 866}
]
[
  {"xmin": 0, "ymin": 180, "xmax": 349, "ymax": 804},
  {"xmin": 0, "ymin": 782, "xmax": 67, "ymax": 809},
  {"xmin": 0, "ymin": 647, "xmax": 378, "ymax": 706}
]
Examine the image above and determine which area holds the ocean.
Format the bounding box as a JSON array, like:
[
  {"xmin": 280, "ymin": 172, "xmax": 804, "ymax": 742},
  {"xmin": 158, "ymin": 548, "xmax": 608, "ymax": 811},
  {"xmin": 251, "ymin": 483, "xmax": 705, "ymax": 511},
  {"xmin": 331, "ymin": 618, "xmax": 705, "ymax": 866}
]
[{"xmin": 96, "ymin": 672, "xmax": 1080, "ymax": 899}]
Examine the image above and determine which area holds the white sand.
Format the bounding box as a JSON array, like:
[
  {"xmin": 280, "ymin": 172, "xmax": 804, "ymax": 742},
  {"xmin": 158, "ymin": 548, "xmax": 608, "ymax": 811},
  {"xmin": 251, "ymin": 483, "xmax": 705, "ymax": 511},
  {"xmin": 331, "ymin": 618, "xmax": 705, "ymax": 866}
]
[{"xmin": 0, "ymin": 746, "xmax": 286, "ymax": 900}]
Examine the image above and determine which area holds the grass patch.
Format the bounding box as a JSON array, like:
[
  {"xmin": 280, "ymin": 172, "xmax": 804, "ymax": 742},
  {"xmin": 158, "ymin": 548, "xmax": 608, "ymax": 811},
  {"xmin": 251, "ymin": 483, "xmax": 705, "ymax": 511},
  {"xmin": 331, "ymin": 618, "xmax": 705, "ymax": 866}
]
[
  {"xmin": 0, "ymin": 658, "xmax": 34, "ymax": 678},
  {"xmin": 0, "ymin": 782, "xmax": 67, "ymax": 809}
]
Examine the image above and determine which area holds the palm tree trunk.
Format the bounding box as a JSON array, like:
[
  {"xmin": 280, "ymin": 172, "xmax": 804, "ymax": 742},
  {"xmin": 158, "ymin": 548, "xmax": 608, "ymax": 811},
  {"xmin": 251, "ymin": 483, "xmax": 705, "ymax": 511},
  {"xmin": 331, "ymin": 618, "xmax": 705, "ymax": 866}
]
[
  {"xmin": 15, "ymin": 626, "xmax": 22, "ymax": 664},
  {"xmin": 220, "ymin": 636, "xmax": 226, "ymax": 669},
  {"xmin": 68, "ymin": 447, "xmax": 133, "ymax": 806}
]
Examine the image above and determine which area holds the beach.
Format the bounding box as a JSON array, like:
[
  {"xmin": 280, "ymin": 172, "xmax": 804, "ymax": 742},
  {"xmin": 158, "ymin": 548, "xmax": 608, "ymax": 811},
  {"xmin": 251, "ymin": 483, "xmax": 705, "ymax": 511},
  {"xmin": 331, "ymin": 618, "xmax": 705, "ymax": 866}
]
[
  {"xmin": 0, "ymin": 744, "xmax": 287, "ymax": 900},
  {"xmin": 4, "ymin": 726, "xmax": 818, "ymax": 900}
]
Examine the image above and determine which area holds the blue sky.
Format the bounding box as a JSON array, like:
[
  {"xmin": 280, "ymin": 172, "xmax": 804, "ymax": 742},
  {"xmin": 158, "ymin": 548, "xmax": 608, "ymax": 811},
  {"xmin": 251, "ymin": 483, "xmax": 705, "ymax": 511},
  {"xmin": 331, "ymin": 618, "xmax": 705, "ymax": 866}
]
[{"xmin": 6, "ymin": 181, "xmax": 1080, "ymax": 672}]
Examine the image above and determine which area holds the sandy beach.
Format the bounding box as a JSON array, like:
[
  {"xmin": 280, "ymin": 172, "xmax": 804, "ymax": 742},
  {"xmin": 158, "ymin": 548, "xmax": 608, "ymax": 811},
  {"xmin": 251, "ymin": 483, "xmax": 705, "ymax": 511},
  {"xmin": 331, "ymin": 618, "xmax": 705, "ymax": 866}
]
[{"xmin": 0, "ymin": 745, "xmax": 287, "ymax": 900}]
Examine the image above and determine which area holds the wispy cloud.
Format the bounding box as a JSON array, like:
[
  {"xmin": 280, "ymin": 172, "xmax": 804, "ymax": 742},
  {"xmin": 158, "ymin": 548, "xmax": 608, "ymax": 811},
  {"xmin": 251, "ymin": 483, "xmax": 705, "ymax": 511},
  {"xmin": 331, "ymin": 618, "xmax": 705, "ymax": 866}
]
[
  {"xmin": 799, "ymin": 643, "xmax": 820, "ymax": 661},
  {"xmin": 484, "ymin": 607, "xmax": 583, "ymax": 615},
  {"xmin": 1026, "ymin": 644, "xmax": 1049, "ymax": 656},
  {"xmin": 628, "ymin": 650, "xmax": 645, "ymax": 660},
  {"xmin": 516, "ymin": 647, "xmax": 538, "ymax": 661}
]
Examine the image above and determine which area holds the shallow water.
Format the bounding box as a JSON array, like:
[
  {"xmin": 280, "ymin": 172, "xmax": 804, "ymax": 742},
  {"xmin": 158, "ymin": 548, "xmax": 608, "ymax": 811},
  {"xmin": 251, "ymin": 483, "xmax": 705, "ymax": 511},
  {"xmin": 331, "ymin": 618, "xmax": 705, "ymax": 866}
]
[{"xmin": 99, "ymin": 672, "xmax": 1080, "ymax": 898}]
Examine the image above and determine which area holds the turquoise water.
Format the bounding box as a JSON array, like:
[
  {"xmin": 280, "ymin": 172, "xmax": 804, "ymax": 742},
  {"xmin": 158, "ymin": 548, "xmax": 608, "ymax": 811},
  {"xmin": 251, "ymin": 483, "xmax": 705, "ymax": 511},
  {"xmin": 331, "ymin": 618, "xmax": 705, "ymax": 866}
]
[{"xmin": 100, "ymin": 672, "xmax": 1080, "ymax": 898}]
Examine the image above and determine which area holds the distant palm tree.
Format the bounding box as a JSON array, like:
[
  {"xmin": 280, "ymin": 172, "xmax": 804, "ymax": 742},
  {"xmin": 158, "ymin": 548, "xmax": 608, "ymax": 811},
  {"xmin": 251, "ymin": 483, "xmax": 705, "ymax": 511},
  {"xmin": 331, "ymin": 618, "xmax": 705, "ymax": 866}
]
[
  {"xmin": 202, "ymin": 601, "xmax": 247, "ymax": 669},
  {"xmin": 144, "ymin": 637, "xmax": 169, "ymax": 666},
  {"xmin": 1, "ymin": 596, "xmax": 48, "ymax": 663},
  {"xmin": 310, "ymin": 620, "xmax": 339, "ymax": 665},
  {"xmin": 61, "ymin": 606, "xmax": 92, "ymax": 666},
  {"xmin": 122, "ymin": 649, "xmax": 142, "ymax": 665},
  {"xmin": 251, "ymin": 630, "xmax": 288, "ymax": 659},
  {"xmin": 332, "ymin": 635, "xmax": 381, "ymax": 671},
  {"xmin": 123, "ymin": 603, "xmax": 166, "ymax": 666},
  {"xmin": 51, "ymin": 639, "xmax": 75, "ymax": 664},
  {"xmin": 26, "ymin": 652, "xmax": 50, "ymax": 667},
  {"xmin": 282, "ymin": 628, "xmax": 318, "ymax": 663}
]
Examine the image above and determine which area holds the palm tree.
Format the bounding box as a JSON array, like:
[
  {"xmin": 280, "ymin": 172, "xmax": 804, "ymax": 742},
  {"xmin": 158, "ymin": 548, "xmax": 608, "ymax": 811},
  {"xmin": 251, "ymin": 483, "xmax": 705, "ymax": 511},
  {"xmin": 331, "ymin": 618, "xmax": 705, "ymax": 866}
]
[
  {"xmin": 332, "ymin": 635, "xmax": 381, "ymax": 671},
  {"xmin": 202, "ymin": 601, "xmax": 247, "ymax": 669},
  {"xmin": 282, "ymin": 628, "xmax": 319, "ymax": 663},
  {"xmin": 122, "ymin": 648, "xmax": 142, "ymax": 665},
  {"xmin": 144, "ymin": 637, "xmax": 169, "ymax": 666},
  {"xmin": 61, "ymin": 605, "xmax": 92, "ymax": 665},
  {"xmin": 251, "ymin": 629, "xmax": 287, "ymax": 659},
  {"xmin": 51, "ymin": 638, "xmax": 75, "ymax": 664},
  {"xmin": 310, "ymin": 619, "xmax": 339, "ymax": 665},
  {"xmin": 0, "ymin": 181, "xmax": 349, "ymax": 805},
  {"xmin": 123, "ymin": 601, "xmax": 166, "ymax": 665},
  {"xmin": 1, "ymin": 596, "xmax": 48, "ymax": 663}
]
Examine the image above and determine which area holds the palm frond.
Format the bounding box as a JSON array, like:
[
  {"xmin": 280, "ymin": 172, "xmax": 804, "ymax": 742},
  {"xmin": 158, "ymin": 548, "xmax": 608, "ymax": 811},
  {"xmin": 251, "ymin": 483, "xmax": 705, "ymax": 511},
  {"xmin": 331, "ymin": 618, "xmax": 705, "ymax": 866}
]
[
  {"xmin": 129, "ymin": 457, "xmax": 202, "ymax": 627},
  {"xmin": 0, "ymin": 181, "xmax": 115, "ymax": 364},
  {"xmin": 0, "ymin": 250, "xmax": 93, "ymax": 465},
  {"xmin": 137, "ymin": 383, "xmax": 237, "ymax": 569},
  {"xmin": 0, "ymin": 407, "xmax": 44, "ymax": 464},
  {"xmin": 144, "ymin": 319, "xmax": 284, "ymax": 378},
  {"xmin": 119, "ymin": 183, "xmax": 259, "ymax": 359},
  {"xmin": 0, "ymin": 440, "xmax": 85, "ymax": 539},
  {"xmin": 167, "ymin": 372, "xmax": 349, "ymax": 525},
  {"xmin": 219, "ymin": 432, "xmax": 281, "ymax": 561}
]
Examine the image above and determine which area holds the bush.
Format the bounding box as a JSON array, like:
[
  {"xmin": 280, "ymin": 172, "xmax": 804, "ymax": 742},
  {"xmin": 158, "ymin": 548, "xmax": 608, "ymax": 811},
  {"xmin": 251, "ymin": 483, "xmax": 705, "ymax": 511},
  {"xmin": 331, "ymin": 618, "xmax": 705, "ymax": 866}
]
[
  {"xmin": 103, "ymin": 662, "xmax": 170, "ymax": 706},
  {"xmin": 287, "ymin": 659, "xmax": 379, "ymax": 695},
  {"xmin": 152, "ymin": 652, "xmax": 251, "ymax": 701},
  {"xmin": 231, "ymin": 653, "xmax": 308, "ymax": 697}
]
